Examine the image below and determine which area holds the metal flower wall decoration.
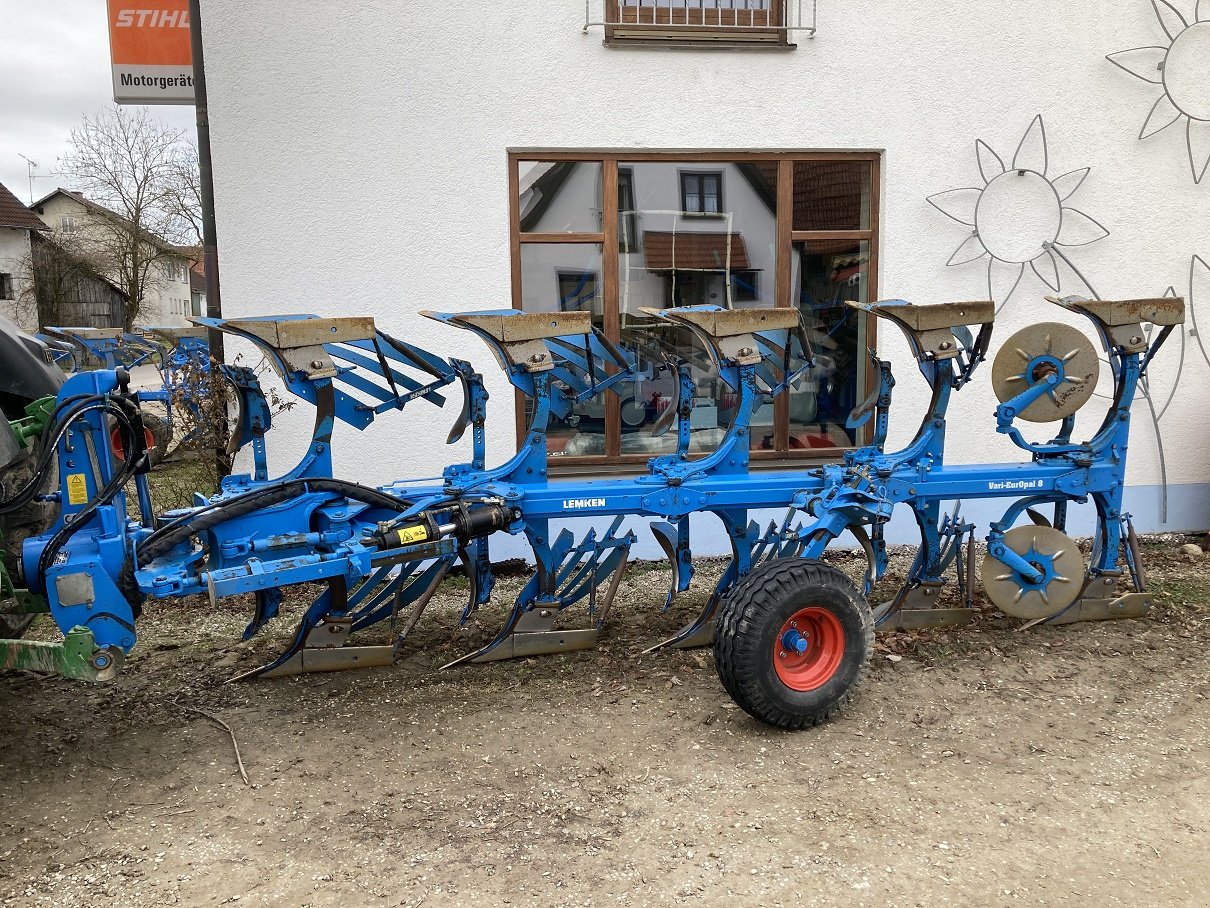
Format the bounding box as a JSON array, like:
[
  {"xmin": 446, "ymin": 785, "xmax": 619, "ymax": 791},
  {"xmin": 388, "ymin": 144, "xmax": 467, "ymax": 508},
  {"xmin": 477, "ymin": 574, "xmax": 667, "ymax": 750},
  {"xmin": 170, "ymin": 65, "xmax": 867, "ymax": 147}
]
[
  {"xmin": 926, "ymin": 115, "xmax": 1109, "ymax": 312},
  {"xmin": 1149, "ymin": 254, "xmax": 1209, "ymax": 420},
  {"xmin": 1107, "ymin": 1, "xmax": 1210, "ymax": 183}
]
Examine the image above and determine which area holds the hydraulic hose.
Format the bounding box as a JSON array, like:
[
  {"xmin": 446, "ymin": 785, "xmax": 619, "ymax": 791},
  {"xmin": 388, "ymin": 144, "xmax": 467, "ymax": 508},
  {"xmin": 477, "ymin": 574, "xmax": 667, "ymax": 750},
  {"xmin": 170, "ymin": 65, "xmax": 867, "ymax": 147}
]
[
  {"xmin": 36, "ymin": 397, "xmax": 146, "ymax": 582},
  {"xmin": 0, "ymin": 393, "xmax": 111, "ymax": 515},
  {"xmin": 118, "ymin": 478, "xmax": 416, "ymax": 603}
]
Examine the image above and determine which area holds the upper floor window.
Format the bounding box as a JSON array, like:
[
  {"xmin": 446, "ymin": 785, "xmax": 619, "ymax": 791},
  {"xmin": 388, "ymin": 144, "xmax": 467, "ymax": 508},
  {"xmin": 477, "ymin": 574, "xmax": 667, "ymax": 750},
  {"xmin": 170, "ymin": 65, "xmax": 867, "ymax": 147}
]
[
  {"xmin": 511, "ymin": 151, "xmax": 879, "ymax": 466},
  {"xmin": 0, "ymin": 273, "xmax": 13, "ymax": 300},
  {"xmin": 589, "ymin": 0, "xmax": 808, "ymax": 48},
  {"xmin": 58, "ymin": 216, "xmax": 77, "ymax": 232},
  {"xmin": 681, "ymin": 171, "xmax": 723, "ymax": 216}
]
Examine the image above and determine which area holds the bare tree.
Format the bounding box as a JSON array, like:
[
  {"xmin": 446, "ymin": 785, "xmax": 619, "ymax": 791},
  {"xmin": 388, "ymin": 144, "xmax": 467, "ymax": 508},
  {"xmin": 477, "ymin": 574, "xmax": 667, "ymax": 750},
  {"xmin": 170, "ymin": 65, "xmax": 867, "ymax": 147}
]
[{"xmin": 57, "ymin": 107, "xmax": 201, "ymax": 328}]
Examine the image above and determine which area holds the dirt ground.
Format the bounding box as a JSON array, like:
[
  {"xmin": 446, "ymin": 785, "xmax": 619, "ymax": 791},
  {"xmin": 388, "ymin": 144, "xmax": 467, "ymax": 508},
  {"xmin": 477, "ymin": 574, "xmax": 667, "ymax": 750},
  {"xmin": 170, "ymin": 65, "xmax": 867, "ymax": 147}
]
[{"xmin": 1, "ymin": 540, "xmax": 1207, "ymax": 908}]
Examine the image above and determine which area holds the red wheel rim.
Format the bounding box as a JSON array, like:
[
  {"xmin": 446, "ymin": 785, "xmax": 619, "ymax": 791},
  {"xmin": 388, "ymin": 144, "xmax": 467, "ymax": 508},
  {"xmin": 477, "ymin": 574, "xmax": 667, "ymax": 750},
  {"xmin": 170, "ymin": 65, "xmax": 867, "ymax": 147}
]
[
  {"xmin": 111, "ymin": 425, "xmax": 156, "ymax": 461},
  {"xmin": 774, "ymin": 606, "xmax": 845, "ymax": 691}
]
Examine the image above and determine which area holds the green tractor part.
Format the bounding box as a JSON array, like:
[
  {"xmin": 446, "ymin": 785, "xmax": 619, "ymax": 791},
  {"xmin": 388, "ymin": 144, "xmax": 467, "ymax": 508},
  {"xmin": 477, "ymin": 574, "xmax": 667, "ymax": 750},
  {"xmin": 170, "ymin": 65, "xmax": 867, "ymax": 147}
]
[
  {"xmin": 2, "ymin": 545, "xmax": 119, "ymax": 683},
  {"xmin": 9, "ymin": 395, "xmax": 55, "ymax": 449},
  {"xmin": 0, "ymin": 625, "xmax": 123, "ymax": 682}
]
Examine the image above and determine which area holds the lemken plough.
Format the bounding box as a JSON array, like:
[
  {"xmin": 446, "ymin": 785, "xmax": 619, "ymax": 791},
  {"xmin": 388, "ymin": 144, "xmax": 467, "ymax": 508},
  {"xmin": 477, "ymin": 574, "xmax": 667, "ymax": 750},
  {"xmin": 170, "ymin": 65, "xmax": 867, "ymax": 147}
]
[{"xmin": 0, "ymin": 293, "xmax": 1183, "ymax": 728}]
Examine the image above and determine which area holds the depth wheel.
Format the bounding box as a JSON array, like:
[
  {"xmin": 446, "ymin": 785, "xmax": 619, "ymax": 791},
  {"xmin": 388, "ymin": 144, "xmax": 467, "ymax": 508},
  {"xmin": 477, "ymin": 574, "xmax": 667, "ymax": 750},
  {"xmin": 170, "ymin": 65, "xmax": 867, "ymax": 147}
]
[
  {"xmin": 981, "ymin": 525, "xmax": 1084, "ymax": 620},
  {"xmin": 714, "ymin": 558, "xmax": 873, "ymax": 730}
]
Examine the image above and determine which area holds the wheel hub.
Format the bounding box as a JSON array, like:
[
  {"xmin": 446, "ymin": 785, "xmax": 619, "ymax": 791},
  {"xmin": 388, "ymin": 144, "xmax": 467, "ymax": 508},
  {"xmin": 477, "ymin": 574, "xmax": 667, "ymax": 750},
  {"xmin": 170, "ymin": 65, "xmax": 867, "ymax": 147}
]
[{"xmin": 774, "ymin": 606, "xmax": 845, "ymax": 692}]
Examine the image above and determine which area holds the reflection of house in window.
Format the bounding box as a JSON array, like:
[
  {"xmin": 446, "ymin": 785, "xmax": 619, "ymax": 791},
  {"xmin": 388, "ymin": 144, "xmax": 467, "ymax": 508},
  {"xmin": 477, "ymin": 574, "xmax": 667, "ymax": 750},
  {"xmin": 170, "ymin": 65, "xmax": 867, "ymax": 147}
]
[
  {"xmin": 731, "ymin": 269, "xmax": 759, "ymax": 302},
  {"xmin": 680, "ymin": 171, "xmax": 722, "ymax": 215},
  {"xmin": 511, "ymin": 151, "xmax": 878, "ymax": 462},
  {"xmin": 557, "ymin": 270, "xmax": 600, "ymax": 312},
  {"xmin": 643, "ymin": 231, "xmax": 750, "ymax": 307},
  {"xmin": 618, "ymin": 167, "xmax": 639, "ymax": 252}
]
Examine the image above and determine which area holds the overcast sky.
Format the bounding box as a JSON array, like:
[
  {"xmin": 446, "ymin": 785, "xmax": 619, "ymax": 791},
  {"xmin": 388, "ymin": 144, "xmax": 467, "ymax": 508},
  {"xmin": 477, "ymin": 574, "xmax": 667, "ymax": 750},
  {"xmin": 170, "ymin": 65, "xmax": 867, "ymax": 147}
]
[{"xmin": 0, "ymin": 0, "xmax": 196, "ymax": 205}]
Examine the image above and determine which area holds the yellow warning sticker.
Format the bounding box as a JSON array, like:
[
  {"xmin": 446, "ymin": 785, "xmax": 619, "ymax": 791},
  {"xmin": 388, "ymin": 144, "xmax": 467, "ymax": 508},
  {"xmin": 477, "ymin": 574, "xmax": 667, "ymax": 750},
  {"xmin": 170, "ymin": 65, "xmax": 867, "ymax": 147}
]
[
  {"xmin": 66, "ymin": 473, "xmax": 88, "ymax": 505},
  {"xmin": 396, "ymin": 524, "xmax": 429, "ymax": 545}
]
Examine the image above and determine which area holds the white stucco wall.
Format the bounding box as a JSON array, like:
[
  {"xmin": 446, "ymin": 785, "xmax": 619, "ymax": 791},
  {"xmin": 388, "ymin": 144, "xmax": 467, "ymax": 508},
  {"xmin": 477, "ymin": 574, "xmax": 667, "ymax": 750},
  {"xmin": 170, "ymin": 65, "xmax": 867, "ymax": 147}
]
[
  {"xmin": 0, "ymin": 226, "xmax": 35, "ymax": 330},
  {"xmin": 199, "ymin": 0, "xmax": 1209, "ymax": 541}
]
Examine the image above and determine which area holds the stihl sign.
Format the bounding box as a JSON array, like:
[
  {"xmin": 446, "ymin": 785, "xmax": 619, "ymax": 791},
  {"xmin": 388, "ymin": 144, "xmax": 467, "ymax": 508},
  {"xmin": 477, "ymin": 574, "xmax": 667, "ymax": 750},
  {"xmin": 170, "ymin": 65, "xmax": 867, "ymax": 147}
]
[{"xmin": 107, "ymin": 0, "xmax": 194, "ymax": 104}]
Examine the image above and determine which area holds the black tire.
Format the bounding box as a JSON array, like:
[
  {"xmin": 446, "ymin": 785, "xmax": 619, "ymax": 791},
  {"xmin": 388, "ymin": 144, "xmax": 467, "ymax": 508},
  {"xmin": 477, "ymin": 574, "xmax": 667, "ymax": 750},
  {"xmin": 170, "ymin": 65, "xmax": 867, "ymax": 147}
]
[
  {"xmin": 0, "ymin": 603, "xmax": 33, "ymax": 639},
  {"xmin": 714, "ymin": 558, "xmax": 873, "ymax": 730},
  {"xmin": 0, "ymin": 447, "xmax": 57, "ymax": 639}
]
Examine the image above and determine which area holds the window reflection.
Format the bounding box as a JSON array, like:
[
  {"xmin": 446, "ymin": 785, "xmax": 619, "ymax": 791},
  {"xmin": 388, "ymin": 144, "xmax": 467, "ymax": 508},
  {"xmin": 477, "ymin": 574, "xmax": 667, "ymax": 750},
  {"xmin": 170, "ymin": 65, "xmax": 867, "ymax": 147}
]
[
  {"xmin": 792, "ymin": 162, "xmax": 872, "ymax": 231},
  {"xmin": 520, "ymin": 244, "xmax": 605, "ymax": 455},
  {"xmin": 518, "ymin": 161, "xmax": 603, "ymax": 234},
  {"xmin": 612, "ymin": 161, "xmax": 778, "ymax": 454},
  {"xmin": 513, "ymin": 153, "xmax": 876, "ymax": 460},
  {"xmin": 789, "ymin": 240, "xmax": 870, "ymax": 448}
]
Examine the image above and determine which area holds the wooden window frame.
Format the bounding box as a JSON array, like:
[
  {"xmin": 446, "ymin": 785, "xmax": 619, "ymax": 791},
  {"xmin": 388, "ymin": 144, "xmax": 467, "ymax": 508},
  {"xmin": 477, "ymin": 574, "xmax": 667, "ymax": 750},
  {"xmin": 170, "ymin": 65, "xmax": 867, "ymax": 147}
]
[
  {"xmin": 617, "ymin": 166, "xmax": 640, "ymax": 253},
  {"xmin": 509, "ymin": 149, "xmax": 881, "ymax": 471},
  {"xmin": 604, "ymin": 0, "xmax": 790, "ymax": 48},
  {"xmin": 555, "ymin": 269, "xmax": 601, "ymax": 313},
  {"xmin": 679, "ymin": 169, "xmax": 724, "ymax": 217}
]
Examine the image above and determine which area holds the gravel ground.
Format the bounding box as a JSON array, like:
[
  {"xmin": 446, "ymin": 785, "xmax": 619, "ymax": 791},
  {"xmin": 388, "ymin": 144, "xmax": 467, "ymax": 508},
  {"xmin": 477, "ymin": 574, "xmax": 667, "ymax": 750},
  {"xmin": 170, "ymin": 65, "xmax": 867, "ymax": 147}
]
[{"xmin": 1, "ymin": 538, "xmax": 1207, "ymax": 907}]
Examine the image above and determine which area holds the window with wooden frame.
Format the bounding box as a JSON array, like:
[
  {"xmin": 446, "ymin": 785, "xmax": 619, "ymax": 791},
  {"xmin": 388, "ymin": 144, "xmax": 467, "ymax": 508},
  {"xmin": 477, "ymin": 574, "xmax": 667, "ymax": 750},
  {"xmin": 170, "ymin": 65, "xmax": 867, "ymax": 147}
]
[
  {"xmin": 510, "ymin": 151, "xmax": 879, "ymax": 469},
  {"xmin": 603, "ymin": 0, "xmax": 790, "ymax": 47},
  {"xmin": 680, "ymin": 171, "xmax": 724, "ymax": 217}
]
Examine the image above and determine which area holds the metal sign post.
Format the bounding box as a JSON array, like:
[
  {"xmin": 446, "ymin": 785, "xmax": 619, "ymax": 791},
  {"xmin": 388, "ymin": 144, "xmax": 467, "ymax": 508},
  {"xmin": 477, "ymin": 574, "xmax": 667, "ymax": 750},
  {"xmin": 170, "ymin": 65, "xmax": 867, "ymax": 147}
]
[{"xmin": 106, "ymin": 0, "xmax": 226, "ymax": 469}]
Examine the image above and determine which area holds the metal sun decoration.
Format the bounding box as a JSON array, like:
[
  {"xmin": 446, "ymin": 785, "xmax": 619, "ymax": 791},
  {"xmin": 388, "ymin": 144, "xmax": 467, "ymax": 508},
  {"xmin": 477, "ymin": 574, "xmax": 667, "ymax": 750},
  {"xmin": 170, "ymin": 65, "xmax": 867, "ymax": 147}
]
[
  {"xmin": 926, "ymin": 115, "xmax": 1110, "ymax": 313},
  {"xmin": 1146, "ymin": 254, "xmax": 1209, "ymax": 421},
  {"xmin": 1119, "ymin": 254, "xmax": 1206, "ymax": 523},
  {"xmin": 1107, "ymin": 1, "xmax": 1210, "ymax": 184}
]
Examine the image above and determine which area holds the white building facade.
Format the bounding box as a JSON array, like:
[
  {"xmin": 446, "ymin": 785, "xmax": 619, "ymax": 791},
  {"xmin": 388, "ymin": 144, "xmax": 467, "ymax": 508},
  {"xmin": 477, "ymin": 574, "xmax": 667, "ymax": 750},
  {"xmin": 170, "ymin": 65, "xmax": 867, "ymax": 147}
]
[
  {"xmin": 0, "ymin": 182, "xmax": 48, "ymax": 330},
  {"xmin": 0, "ymin": 227, "xmax": 36, "ymax": 330},
  {"xmin": 199, "ymin": 0, "xmax": 1210, "ymax": 550}
]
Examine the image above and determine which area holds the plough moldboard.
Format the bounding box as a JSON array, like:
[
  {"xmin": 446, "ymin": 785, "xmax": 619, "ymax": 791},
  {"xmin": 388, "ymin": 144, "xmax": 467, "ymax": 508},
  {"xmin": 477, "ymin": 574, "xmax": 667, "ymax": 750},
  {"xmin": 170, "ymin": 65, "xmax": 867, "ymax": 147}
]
[{"xmin": 0, "ymin": 292, "xmax": 1185, "ymax": 728}]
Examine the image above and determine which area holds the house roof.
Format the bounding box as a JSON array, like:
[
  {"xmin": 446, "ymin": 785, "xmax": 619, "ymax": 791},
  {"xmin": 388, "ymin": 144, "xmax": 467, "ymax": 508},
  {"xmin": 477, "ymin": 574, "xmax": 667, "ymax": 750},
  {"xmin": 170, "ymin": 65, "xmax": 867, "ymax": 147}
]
[
  {"xmin": 643, "ymin": 231, "xmax": 751, "ymax": 271},
  {"xmin": 0, "ymin": 182, "xmax": 50, "ymax": 231},
  {"xmin": 32, "ymin": 187, "xmax": 190, "ymax": 254}
]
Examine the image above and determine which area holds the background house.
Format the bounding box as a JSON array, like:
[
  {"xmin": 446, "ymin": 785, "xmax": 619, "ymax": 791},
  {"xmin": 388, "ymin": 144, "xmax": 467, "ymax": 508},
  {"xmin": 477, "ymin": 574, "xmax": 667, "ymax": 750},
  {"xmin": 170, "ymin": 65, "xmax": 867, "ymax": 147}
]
[
  {"xmin": 0, "ymin": 181, "xmax": 49, "ymax": 330},
  {"xmin": 32, "ymin": 188, "xmax": 195, "ymax": 327},
  {"xmin": 29, "ymin": 231, "xmax": 130, "ymax": 328},
  {"xmin": 188, "ymin": 257, "xmax": 206, "ymax": 317},
  {"xmin": 197, "ymin": 0, "xmax": 1209, "ymax": 552}
]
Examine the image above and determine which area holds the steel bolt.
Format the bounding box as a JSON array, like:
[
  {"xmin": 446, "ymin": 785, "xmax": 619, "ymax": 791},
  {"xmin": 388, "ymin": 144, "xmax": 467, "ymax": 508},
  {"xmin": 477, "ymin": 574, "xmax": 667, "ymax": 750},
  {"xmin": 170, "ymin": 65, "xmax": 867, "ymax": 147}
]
[{"xmin": 310, "ymin": 360, "xmax": 324, "ymax": 369}]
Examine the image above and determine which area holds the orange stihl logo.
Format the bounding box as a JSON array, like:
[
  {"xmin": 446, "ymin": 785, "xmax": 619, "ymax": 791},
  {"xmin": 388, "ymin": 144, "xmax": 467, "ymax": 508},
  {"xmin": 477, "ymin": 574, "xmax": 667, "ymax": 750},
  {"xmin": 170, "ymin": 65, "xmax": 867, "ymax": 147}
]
[{"xmin": 114, "ymin": 9, "xmax": 190, "ymax": 27}]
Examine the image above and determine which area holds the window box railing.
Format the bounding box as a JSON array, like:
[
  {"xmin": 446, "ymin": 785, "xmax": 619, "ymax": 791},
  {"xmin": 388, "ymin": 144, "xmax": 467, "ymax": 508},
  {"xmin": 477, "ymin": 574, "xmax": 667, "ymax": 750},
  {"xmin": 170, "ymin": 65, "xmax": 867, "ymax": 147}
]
[{"xmin": 584, "ymin": 0, "xmax": 817, "ymax": 46}]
